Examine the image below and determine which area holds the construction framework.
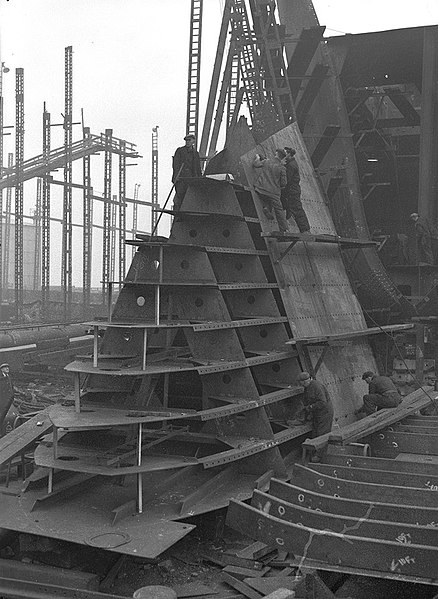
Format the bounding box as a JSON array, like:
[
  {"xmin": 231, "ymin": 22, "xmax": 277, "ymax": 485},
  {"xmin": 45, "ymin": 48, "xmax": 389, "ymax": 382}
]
[{"xmin": 0, "ymin": 48, "xmax": 149, "ymax": 324}]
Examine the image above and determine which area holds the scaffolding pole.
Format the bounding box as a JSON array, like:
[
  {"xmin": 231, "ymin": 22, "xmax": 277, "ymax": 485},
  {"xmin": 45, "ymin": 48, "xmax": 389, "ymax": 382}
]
[
  {"xmin": 186, "ymin": 0, "xmax": 203, "ymax": 139},
  {"xmin": 132, "ymin": 183, "xmax": 139, "ymax": 259},
  {"xmin": 110, "ymin": 193, "xmax": 117, "ymax": 283},
  {"xmin": 102, "ymin": 128, "xmax": 113, "ymax": 301},
  {"xmin": 151, "ymin": 126, "xmax": 158, "ymax": 233},
  {"xmin": 119, "ymin": 139, "xmax": 126, "ymax": 283},
  {"xmin": 62, "ymin": 46, "xmax": 73, "ymax": 320},
  {"xmin": 82, "ymin": 126, "xmax": 92, "ymax": 314},
  {"xmin": 14, "ymin": 68, "xmax": 24, "ymax": 322},
  {"xmin": 3, "ymin": 153, "xmax": 13, "ymax": 291},
  {"xmin": 33, "ymin": 178, "xmax": 42, "ymax": 291},
  {"xmin": 42, "ymin": 105, "xmax": 51, "ymax": 319}
]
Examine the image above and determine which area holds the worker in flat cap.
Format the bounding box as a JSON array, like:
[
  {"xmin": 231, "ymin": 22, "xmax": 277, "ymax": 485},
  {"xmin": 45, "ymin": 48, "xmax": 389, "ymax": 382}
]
[
  {"xmin": 288, "ymin": 371, "xmax": 334, "ymax": 462},
  {"xmin": 0, "ymin": 363, "xmax": 14, "ymax": 433},
  {"xmin": 409, "ymin": 212, "xmax": 434, "ymax": 265},
  {"xmin": 356, "ymin": 370, "xmax": 402, "ymax": 417},
  {"xmin": 172, "ymin": 134, "xmax": 202, "ymax": 211},
  {"xmin": 252, "ymin": 149, "xmax": 289, "ymax": 235}
]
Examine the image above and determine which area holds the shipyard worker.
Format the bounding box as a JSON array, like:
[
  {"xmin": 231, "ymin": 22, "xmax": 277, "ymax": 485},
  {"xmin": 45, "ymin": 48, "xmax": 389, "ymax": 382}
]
[
  {"xmin": 409, "ymin": 212, "xmax": 434, "ymax": 265},
  {"xmin": 358, "ymin": 371, "xmax": 402, "ymax": 416},
  {"xmin": 0, "ymin": 363, "xmax": 14, "ymax": 431},
  {"xmin": 281, "ymin": 147, "xmax": 311, "ymax": 234},
  {"xmin": 172, "ymin": 134, "xmax": 202, "ymax": 211},
  {"xmin": 289, "ymin": 371, "xmax": 334, "ymax": 462},
  {"xmin": 253, "ymin": 149, "xmax": 289, "ymax": 234}
]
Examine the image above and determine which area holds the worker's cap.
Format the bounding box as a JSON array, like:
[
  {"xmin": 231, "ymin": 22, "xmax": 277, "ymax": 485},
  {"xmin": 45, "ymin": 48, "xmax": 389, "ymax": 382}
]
[
  {"xmin": 297, "ymin": 371, "xmax": 311, "ymax": 382},
  {"xmin": 184, "ymin": 134, "xmax": 196, "ymax": 141},
  {"xmin": 362, "ymin": 370, "xmax": 374, "ymax": 380},
  {"xmin": 284, "ymin": 147, "xmax": 296, "ymax": 156},
  {"xmin": 410, "ymin": 213, "xmax": 419, "ymax": 219},
  {"xmin": 276, "ymin": 148, "xmax": 286, "ymax": 159},
  {"xmin": 0, "ymin": 363, "xmax": 9, "ymax": 369}
]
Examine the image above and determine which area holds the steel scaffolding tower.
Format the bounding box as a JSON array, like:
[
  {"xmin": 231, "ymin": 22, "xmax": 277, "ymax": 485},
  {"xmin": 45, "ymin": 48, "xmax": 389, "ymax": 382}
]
[
  {"xmin": 186, "ymin": 0, "xmax": 203, "ymax": 138},
  {"xmin": 14, "ymin": 68, "xmax": 24, "ymax": 321},
  {"xmin": 42, "ymin": 104, "xmax": 51, "ymax": 318},
  {"xmin": 132, "ymin": 183, "xmax": 140, "ymax": 259},
  {"xmin": 151, "ymin": 126, "xmax": 158, "ymax": 232},
  {"xmin": 62, "ymin": 46, "xmax": 73, "ymax": 319},
  {"xmin": 102, "ymin": 128, "xmax": 113, "ymax": 300},
  {"xmin": 33, "ymin": 178, "xmax": 42, "ymax": 290},
  {"xmin": 82, "ymin": 126, "xmax": 92, "ymax": 313},
  {"xmin": 3, "ymin": 153, "xmax": 13, "ymax": 290},
  {"xmin": 110, "ymin": 193, "xmax": 117, "ymax": 282},
  {"xmin": 118, "ymin": 139, "xmax": 126, "ymax": 283}
]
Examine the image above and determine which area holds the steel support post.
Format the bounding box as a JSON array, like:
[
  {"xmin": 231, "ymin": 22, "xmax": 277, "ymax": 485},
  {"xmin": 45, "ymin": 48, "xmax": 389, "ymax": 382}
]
[
  {"xmin": 132, "ymin": 183, "xmax": 139, "ymax": 259},
  {"xmin": 151, "ymin": 127, "xmax": 158, "ymax": 233},
  {"xmin": 110, "ymin": 194, "xmax": 117, "ymax": 282},
  {"xmin": 118, "ymin": 139, "xmax": 126, "ymax": 283},
  {"xmin": 62, "ymin": 46, "xmax": 73, "ymax": 321},
  {"xmin": 102, "ymin": 128, "xmax": 113, "ymax": 302},
  {"xmin": 3, "ymin": 152, "xmax": 13, "ymax": 291},
  {"xmin": 33, "ymin": 178, "xmax": 42, "ymax": 290},
  {"xmin": 42, "ymin": 107, "xmax": 51, "ymax": 319},
  {"xmin": 418, "ymin": 26, "xmax": 438, "ymax": 221},
  {"xmin": 0, "ymin": 93, "xmax": 3, "ymax": 316},
  {"xmin": 14, "ymin": 68, "xmax": 24, "ymax": 322},
  {"xmin": 82, "ymin": 127, "xmax": 92, "ymax": 314},
  {"xmin": 186, "ymin": 0, "xmax": 203, "ymax": 139}
]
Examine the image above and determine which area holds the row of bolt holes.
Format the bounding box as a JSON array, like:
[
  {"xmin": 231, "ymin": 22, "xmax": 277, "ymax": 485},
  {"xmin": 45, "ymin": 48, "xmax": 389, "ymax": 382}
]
[
  {"xmin": 136, "ymin": 294, "xmax": 259, "ymax": 308},
  {"xmin": 189, "ymin": 229, "xmax": 232, "ymax": 238}
]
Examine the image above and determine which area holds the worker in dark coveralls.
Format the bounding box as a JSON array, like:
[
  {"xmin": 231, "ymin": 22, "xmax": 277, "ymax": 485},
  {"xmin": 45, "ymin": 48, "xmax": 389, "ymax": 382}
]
[
  {"xmin": 172, "ymin": 134, "xmax": 202, "ymax": 211},
  {"xmin": 358, "ymin": 370, "xmax": 402, "ymax": 416},
  {"xmin": 253, "ymin": 149, "xmax": 289, "ymax": 234},
  {"xmin": 0, "ymin": 363, "xmax": 14, "ymax": 430},
  {"xmin": 290, "ymin": 371, "xmax": 334, "ymax": 462},
  {"xmin": 410, "ymin": 212, "xmax": 434, "ymax": 265},
  {"xmin": 281, "ymin": 147, "xmax": 310, "ymax": 234}
]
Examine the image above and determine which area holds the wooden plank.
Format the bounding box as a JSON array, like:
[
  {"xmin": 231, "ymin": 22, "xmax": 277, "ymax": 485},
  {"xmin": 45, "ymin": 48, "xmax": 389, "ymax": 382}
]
[
  {"xmin": 243, "ymin": 577, "xmax": 299, "ymax": 596},
  {"xmin": 222, "ymin": 565, "xmax": 270, "ymax": 580},
  {"xmin": 291, "ymin": 464, "xmax": 438, "ymax": 507},
  {"xmin": 0, "ymin": 409, "xmax": 52, "ymax": 468},
  {"xmin": 236, "ymin": 542, "xmax": 270, "ymax": 560},
  {"xmin": 226, "ymin": 500, "xmax": 438, "ymax": 580},
  {"xmin": 269, "ymin": 478, "xmax": 438, "ymax": 526},
  {"xmin": 251, "ymin": 489, "xmax": 438, "ymax": 546},
  {"xmin": 220, "ymin": 572, "xmax": 263, "ymax": 599}
]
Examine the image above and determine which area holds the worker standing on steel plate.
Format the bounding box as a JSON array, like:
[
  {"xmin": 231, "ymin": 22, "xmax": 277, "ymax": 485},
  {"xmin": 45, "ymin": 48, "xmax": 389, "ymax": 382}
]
[
  {"xmin": 357, "ymin": 370, "xmax": 402, "ymax": 416},
  {"xmin": 252, "ymin": 149, "xmax": 289, "ymax": 235},
  {"xmin": 281, "ymin": 147, "xmax": 311, "ymax": 234},
  {"xmin": 289, "ymin": 371, "xmax": 334, "ymax": 462},
  {"xmin": 0, "ymin": 363, "xmax": 14, "ymax": 431},
  {"xmin": 172, "ymin": 134, "xmax": 202, "ymax": 211}
]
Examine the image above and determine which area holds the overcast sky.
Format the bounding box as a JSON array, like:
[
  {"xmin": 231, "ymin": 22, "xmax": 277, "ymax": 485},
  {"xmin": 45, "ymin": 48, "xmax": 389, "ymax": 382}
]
[{"xmin": 1, "ymin": 0, "xmax": 438, "ymax": 285}]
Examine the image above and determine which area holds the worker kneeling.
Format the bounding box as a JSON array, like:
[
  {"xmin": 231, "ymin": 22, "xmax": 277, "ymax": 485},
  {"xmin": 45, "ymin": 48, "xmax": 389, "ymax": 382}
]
[
  {"xmin": 358, "ymin": 370, "xmax": 402, "ymax": 416},
  {"xmin": 289, "ymin": 371, "xmax": 334, "ymax": 462}
]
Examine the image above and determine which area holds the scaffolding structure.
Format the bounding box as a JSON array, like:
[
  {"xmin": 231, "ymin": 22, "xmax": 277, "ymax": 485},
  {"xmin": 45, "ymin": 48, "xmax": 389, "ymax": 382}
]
[
  {"xmin": 0, "ymin": 47, "xmax": 155, "ymax": 323},
  {"xmin": 151, "ymin": 126, "xmax": 159, "ymax": 233}
]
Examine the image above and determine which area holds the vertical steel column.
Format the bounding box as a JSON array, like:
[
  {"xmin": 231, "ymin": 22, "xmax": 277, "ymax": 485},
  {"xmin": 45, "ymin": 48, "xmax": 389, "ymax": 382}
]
[
  {"xmin": 82, "ymin": 126, "xmax": 92, "ymax": 314},
  {"xmin": 3, "ymin": 153, "xmax": 13, "ymax": 291},
  {"xmin": 14, "ymin": 68, "xmax": 24, "ymax": 322},
  {"xmin": 0, "ymin": 86, "xmax": 3, "ymax": 313},
  {"xmin": 42, "ymin": 105, "xmax": 51, "ymax": 319},
  {"xmin": 132, "ymin": 183, "xmax": 139, "ymax": 259},
  {"xmin": 110, "ymin": 194, "xmax": 117, "ymax": 283},
  {"xmin": 33, "ymin": 178, "xmax": 42, "ymax": 291},
  {"xmin": 102, "ymin": 128, "xmax": 113, "ymax": 301},
  {"xmin": 151, "ymin": 126, "xmax": 158, "ymax": 233},
  {"xmin": 418, "ymin": 26, "xmax": 438, "ymax": 221},
  {"xmin": 227, "ymin": 49, "xmax": 241, "ymax": 129},
  {"xmin": 118, "ymin": 139, "xmax": 126, "ymax": 283},
  {"xmin": 62, "ymin": 46, "xmax": 73, "ymax": 321},
  {"xmin": 199, "ymin": 0, "xmax": 231, "ymax": 159},
  {"xmin": 186, "ymin": 0, "xmax": 203, "ymax": 139}
]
